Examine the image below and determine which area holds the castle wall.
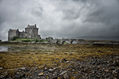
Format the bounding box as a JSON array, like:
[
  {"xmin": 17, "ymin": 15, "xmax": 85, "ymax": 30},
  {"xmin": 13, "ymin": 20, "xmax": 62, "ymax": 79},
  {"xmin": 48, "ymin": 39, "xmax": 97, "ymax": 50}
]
[
  {"xmin": 37, "ymin": 35, "xmax": 41, "ymax": 39},
  {"xmin": 8, "ymin": 29, "xmax": 19, "ymax": 41},
  {"xmin": 25, "ymin": 27, "xmax": 38, "ymax": 39},
  {"xmin": 19, "ymin": 32, "xmax": 27, "ymax": 38},
  {"xmin": 8, "ymin": 24, "xmax": 41, "ymax": 41}
]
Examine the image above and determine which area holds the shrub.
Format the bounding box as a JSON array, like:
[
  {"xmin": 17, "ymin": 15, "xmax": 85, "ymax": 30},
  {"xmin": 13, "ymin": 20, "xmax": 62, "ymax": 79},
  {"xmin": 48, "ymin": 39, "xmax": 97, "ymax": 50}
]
[
  {"xmin": 12, "ymin": 36, "xmax": 19, "ymax": 41},
  {"xmin": 21, "ymin": 39, "xmax": 33, "ymax": 42},
  {"xmin": 35, "ymin": 39, "xmax": 39, "ymax": 42}
]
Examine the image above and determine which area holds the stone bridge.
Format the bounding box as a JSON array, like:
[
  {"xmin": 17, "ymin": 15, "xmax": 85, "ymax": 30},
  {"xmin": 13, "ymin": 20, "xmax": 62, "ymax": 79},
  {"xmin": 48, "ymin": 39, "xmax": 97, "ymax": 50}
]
[{"xmin": 56, "ymin": 39, "xmax": 80, "ymax": 44}]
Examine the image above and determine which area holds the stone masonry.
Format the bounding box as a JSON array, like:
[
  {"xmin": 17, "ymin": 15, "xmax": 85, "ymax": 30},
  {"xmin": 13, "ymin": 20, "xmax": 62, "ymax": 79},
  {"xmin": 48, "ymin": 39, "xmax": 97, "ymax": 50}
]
[{"xmin": 8, "ymin": 24, "xmax": 41, "ymax": 41}]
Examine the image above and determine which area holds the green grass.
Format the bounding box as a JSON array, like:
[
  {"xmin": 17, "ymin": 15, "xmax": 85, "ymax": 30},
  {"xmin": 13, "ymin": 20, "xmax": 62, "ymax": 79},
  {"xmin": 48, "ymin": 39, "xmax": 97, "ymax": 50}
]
[
  {"xmin": 11, "ymin": 38, "xmax": 49, "ymax": 43},
  {"xmin": 39, "ymin": 39, "xmax": 48, "ymax": 42},
  {"xmin": 12, "ymin": 38, "xmax": 34, "ymax": 42}
]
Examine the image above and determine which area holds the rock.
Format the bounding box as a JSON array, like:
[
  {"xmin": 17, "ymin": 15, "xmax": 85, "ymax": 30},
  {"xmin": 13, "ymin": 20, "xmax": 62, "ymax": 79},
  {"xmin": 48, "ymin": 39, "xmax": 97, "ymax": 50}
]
[
  {"xmin": 112, "ymin": 60, "xmax": 119, "ymax": 66},
  {"xmin": 63, "ymin": 72, "xmax": 69, "ymax": 79},
  {"xmin": 104, "ymin": 69, "xmax": 109, "ymax": 72},
  {"xmin": 1, "ymin": 54, "xmax": 119, "ymax": 79},
  {"xmin": 38, "ymin": 72, "xmax": 44, "ymax": 76},
  {"xmin": 19, "ymin": 67, "xmax": 26, "ymax": 70},
  {"xmin": 0, "ymin": 75, "xmax": 5, "ymax": 79},
  {"xmin": 49, "ymin": 68, "xmax": 56, "ymax": 72},
  {"xmin": 66, "ymin": 61, "xmax": 70, "ymax": 63},
  {"xmin": 15, "ymin": 72, "xmax": 25, "ymax": 78},
  {"xmin": 61, "ymin": 58, "xmax": 68, "ymax": 63},
  {"xmin": 60, "ymin": 71, "xmax": 67, "ymax": 75},
  {"xmin": 0, "ymin": 67, "xmax": 3, "ymax": 70}
]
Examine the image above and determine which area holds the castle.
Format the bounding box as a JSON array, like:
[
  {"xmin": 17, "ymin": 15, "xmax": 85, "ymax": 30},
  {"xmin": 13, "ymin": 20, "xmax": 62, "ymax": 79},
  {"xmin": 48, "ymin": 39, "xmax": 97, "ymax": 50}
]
[{"xmin": 8, "ymin": 24, "xmax": 41, "ymax": 41}]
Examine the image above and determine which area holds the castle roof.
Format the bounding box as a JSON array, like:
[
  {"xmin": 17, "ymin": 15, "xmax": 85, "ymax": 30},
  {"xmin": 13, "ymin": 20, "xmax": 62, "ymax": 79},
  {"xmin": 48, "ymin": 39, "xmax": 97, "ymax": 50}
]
[
  {"xmin": 26, "ymin": 24, "xmax": 37, "ymax": 28},
  {"xmin": 9, "ymin": 29, "xmax": 19, "ymax": 32}
]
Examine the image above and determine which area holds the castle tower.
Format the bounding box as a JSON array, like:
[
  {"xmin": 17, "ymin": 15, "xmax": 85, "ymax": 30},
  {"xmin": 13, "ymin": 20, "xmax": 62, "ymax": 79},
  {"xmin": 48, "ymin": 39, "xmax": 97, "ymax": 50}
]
[
  {"xmin": 8, "ymin": 29, "xmax": 19, "ymax": 41},
  {"xmin": 25, "ymin": 24, "xmax": 41, "ymax": 39},
  {"xmin": 8, "ymin": 24, "xmax": 41, "ymax": 41}
]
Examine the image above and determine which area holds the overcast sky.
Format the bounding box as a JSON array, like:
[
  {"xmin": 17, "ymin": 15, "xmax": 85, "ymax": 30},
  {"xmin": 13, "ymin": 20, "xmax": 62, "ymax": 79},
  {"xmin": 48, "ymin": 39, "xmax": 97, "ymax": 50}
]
[{"xmin": 0, "ymin": 0, "xmax": 119, "ymax": 41}]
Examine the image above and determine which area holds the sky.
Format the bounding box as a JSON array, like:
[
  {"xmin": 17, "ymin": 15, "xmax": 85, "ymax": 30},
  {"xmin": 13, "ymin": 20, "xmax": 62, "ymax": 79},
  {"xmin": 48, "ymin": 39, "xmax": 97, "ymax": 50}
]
[{"xmin": 0, "ymin": 0, "xmax": 119, "ymax": 41}]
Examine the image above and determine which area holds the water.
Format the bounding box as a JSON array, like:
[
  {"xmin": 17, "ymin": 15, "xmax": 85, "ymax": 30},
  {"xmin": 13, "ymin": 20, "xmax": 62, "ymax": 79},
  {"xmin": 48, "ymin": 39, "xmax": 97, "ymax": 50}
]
[
  {"xmin": 0, "ymin": 46, "xmax": 8, "ymax": 52},
  {"xmin": 0, "ymin": 45, "xmax": 57, "ymax": 52}
]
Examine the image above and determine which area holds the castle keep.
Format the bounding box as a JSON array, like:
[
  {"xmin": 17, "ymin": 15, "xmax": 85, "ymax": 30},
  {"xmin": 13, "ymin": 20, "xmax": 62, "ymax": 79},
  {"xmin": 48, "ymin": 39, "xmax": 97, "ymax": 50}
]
[{"xmin": 8, "ymin": 24, "xmax": 41, "ymax": 41}]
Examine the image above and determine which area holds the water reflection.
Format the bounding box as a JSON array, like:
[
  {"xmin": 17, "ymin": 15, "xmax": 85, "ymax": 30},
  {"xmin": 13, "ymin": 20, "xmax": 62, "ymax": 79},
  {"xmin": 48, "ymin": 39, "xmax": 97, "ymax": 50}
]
[
  {"xmin": 0, "ymin": 45, "xmax": 56, "ymax": 52},
  {"xmin": 0, "ymin": 45, "xmax": 42, "ymax": 52},
  {"xmin": 0, "ymin": 46, "xmax": 8, "ymax": 52}
]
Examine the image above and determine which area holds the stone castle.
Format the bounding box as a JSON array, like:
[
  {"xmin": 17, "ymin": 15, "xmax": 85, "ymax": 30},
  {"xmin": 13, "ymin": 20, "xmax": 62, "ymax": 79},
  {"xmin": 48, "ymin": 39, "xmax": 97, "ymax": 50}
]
[{"xmin": 8, "ymin": 24, "xmax": 41, "ymax": 41}]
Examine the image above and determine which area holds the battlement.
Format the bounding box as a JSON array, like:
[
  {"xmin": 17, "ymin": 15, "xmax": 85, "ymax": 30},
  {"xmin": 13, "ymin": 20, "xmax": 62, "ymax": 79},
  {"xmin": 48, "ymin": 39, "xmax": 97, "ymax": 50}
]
[{"xmin": 27, "ymin": 24, "xmax": 37, "ymax": 28}]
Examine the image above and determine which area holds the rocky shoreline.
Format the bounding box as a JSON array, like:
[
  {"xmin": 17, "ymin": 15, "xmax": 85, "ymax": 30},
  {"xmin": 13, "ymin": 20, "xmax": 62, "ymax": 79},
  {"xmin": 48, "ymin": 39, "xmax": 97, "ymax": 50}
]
[{"xmin": 0, "ymin": 54, "xmax": 119, "ymax": 79}]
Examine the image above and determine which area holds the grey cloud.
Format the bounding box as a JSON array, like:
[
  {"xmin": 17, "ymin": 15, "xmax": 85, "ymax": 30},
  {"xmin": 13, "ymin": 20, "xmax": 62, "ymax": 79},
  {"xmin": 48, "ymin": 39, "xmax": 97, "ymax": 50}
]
[{"xmin": 0, "ymin": 0, "xmax": 119, "ymax": 41}]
